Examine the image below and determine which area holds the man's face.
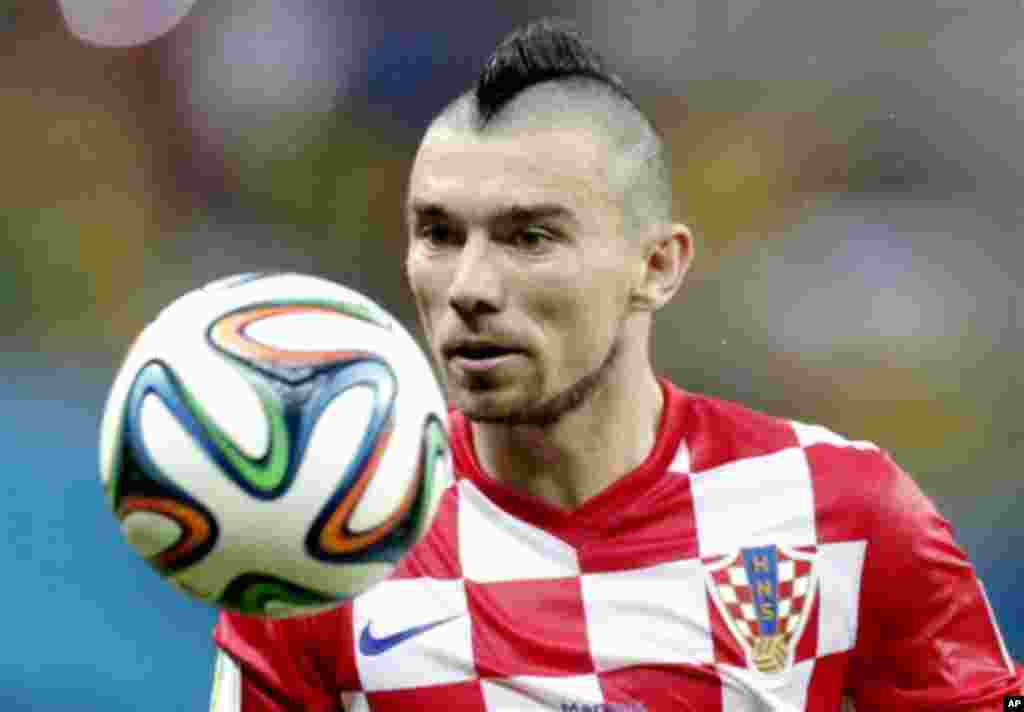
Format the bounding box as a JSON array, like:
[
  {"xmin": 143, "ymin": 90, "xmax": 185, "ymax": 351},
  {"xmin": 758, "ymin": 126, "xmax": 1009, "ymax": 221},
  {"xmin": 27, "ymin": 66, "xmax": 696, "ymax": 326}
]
[{"xmin": 405, "ymin": 124, "xmax": 645, "ymax": 425}]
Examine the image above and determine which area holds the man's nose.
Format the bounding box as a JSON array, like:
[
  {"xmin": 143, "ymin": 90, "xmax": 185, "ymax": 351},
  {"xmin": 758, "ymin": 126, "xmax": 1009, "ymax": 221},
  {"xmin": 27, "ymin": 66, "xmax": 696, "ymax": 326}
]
[{"xmin": 447, "ymin": 233, "xmax": 503, "ymax": 317}]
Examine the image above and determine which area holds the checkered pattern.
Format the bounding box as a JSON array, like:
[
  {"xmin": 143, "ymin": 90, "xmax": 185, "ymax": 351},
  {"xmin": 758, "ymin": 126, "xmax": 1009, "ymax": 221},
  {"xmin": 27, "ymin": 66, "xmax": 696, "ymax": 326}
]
[
  {"xmin": 214, "ymin": 379, "xmax": 1023, "ymax": 711},
  {"xmin": 706, "ymin": 548, "xmax": 814, "ymax": 643}
]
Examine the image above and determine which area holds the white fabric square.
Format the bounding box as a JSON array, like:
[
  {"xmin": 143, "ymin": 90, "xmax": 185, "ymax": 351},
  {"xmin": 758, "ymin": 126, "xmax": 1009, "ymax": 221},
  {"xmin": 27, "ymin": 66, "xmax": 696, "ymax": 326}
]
[
  {"xmin": 210, "ymin": 652, "xmax": 241, "ymax": 712},
  {"xmin": 353, "ymin": 577, "xmax": 474, "ymax": 692},
  {"xmin": 740, "ymin": 603, "xmax": 756, "ymax": 622},
  {"xmin": 667, "ymin": 438, "xmax": 691, "ymax": 474},
  {"xmin": 778, "ymin": 560, "xmax": 795, "ymax": 582},
  {"xmin": 718, "ymin": 658, "xmax": 816, "ymax": 710},
  {"xmin": 691, "ymin": 447, "xmax": 817, "ymax": 557},
  {"xmin": 581, "ymin": 558, "xmax": 713, "ymax": 673},
  {"xmin": 457, "ymin": 479, "xmax": 581, "ymax": 583},
  {"xmin": 794, "ymin": 577, "xmax": 808, "ymax": 597},
  {"xmin": 727, "ymin": 567, "xmax": 747, "ymax": 586},
  {"xmin": 480, "ymin": 674, "xmax": 604, "ymax": 710},
  {"xmin": 791, "ymin": 420, "xmax": 877, "ymax": 451},
  {"xmin": 816, "ymin": 540, "xmax": 867, "ymax": 657},
  {"xmin": 720, "ymin": 586, "xmax": 738, "ymax": 604}
]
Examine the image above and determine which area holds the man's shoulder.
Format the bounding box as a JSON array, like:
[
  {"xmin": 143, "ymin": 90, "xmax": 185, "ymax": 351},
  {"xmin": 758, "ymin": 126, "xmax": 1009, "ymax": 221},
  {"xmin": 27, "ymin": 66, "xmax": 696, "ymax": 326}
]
[
  {"xmin": 681, "ymin": 388, "xmax": 915, "ymax": 543},
  {"xmin": 680, "ymin": 389, "xmax": 885, "ymax": 470}
]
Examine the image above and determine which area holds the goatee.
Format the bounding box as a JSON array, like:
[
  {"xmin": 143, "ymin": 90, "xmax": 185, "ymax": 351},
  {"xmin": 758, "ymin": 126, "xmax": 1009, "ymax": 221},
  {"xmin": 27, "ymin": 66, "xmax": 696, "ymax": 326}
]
[{"xmin": 461, "ymin": 336, "xmax": 622, "ymax": 428}]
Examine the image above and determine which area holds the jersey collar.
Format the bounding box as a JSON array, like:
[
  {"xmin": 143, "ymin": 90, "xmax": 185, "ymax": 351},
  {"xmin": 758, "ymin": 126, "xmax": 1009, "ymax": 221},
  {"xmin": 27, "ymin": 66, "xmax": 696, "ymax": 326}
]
[{"xmin": 448, "ymin": 376, "xmax": 689, "ymax": 548}]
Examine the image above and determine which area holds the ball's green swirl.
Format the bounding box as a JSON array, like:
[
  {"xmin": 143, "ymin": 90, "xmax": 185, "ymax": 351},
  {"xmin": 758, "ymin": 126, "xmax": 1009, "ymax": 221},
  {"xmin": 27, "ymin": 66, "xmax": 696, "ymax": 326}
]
[{"xmin": 177, "ymin": 366, "xmax": 291, "ymax": 494}]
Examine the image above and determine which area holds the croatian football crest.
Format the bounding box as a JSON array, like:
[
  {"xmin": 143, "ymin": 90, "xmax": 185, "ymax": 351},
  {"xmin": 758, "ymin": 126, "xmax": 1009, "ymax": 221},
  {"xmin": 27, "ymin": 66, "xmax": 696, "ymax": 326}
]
[{"xmin": 703, "ymin": 545, "xmax": 818, "ymax": 673}]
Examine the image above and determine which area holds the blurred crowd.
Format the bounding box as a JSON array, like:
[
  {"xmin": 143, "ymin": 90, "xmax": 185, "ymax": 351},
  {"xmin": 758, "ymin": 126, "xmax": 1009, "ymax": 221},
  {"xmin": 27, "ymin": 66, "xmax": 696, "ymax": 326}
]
[{"xmin": 2, "ymin": 2, "xmax": 1020, "ymax": 710}]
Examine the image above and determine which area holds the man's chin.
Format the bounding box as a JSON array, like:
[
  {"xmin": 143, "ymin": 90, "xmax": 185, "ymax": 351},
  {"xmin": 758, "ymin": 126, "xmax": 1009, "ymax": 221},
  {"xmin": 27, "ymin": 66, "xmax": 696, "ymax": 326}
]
[
  {"xmin": 449, "ymin": 385, "xmax": 530, "ymax": 425},
  {"xmin": 452, "ymin": 392, "xmax": 509, "ymax": 420},
  {"xmin": 455, "ymin": 392, "xmax": 571, "ymax": 428}
]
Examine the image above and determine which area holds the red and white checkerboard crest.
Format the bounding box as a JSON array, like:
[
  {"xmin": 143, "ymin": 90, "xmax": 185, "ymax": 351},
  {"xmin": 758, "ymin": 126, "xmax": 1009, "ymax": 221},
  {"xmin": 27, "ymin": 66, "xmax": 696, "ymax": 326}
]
[{"xmin": 702, "ymin": 544, "xmax": 818, "ymax": 673}]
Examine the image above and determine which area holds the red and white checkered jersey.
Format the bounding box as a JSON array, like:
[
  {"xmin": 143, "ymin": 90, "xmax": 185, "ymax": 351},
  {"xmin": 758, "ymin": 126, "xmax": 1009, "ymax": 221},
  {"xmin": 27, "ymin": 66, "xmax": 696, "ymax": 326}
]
[{"xmin": 213, "ymin": 378, "xmax": 1023, "ymax": 711}]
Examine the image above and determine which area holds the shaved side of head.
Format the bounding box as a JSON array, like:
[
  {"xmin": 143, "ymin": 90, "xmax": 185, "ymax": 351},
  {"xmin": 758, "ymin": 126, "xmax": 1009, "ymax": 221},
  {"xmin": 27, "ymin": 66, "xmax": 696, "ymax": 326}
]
[{"xmin": 419, "ymin": 19, "xmax": 674, "ymax": 243}]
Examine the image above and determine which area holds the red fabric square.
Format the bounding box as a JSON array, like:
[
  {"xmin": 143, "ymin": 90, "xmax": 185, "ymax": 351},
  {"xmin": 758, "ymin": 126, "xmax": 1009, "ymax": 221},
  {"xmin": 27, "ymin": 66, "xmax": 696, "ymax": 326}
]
[
  {"xmin": 392, "ymin": 488, "xmax": 462, "ymax": 579},
  {"xmin": 599, "ymin": 663, "xmax": 724, "ymax": 712},
  {"xmin": 803, "ymin": 443, "xmax": 878, "ymax": 545},
  {"xmin": 682, "ymin": 395, "xmax": 800, "ymax": 473},
  {"xmin": 465, "ymin": 578, "xmax": 594, "ymax": 678},
  {"xmin": 363, "ymin": 679, "xmax": 485, "ymax": 710},
  {"xmin": 804, "ymin": 652, "xmax": 851, "ymax": 711},
  {"xmin": 577, "ymin": 472, "xmax": 699, "ymax": 574}
]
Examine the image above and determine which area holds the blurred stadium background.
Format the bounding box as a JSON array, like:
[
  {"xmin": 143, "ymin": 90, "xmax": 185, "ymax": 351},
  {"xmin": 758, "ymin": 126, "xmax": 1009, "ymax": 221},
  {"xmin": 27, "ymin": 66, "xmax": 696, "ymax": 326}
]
[{"xmin": 2, "ymin": 1, "xmax": 1021, "ymax": 709}]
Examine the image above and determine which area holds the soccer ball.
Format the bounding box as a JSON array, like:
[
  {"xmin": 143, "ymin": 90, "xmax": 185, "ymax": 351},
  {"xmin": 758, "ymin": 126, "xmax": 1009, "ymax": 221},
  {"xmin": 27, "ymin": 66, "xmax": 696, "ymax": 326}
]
[{"xmin": 98, "ymin": 273, "xmax": 451, "ymax": 617}]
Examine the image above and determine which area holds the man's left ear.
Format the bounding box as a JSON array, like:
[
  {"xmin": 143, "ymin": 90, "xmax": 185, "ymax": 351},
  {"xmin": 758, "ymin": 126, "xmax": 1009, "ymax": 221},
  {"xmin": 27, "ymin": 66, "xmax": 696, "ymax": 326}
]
[{"xmin": 630, "ymin": 223, "xmax": 694, "ymax": 312}]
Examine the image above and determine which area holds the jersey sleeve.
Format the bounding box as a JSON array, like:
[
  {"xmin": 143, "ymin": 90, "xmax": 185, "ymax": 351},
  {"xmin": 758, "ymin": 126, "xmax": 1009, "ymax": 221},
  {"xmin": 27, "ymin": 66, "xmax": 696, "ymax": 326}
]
[
  {"xmin": 212, "ymin": 605, "xmax": 358, "ymax": 712},
  {"xmin": 209, "ymin": 649, "xmax": 312, "ymax": 712},
  {"xmin": 847, "ymin": 452, "xmax": 1023, "ymax": 709}
]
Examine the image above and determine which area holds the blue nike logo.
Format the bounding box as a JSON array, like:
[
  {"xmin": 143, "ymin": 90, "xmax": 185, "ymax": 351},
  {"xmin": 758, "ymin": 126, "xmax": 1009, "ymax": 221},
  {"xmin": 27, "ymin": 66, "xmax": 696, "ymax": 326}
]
[{"xmin": 359, "ymin": 614, "xmax": 462, "ymax": 656}]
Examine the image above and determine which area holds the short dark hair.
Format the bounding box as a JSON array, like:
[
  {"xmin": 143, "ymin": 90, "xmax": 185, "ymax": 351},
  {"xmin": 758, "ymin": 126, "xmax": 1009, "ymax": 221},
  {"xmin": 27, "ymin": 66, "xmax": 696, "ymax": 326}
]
[
  {"xmin": 421, "ymin": 19, "xmax": 674, "ymax": 238},
  {"xmin": 474, "ymin": 18, "xmax": 636, "ymax": 126}
]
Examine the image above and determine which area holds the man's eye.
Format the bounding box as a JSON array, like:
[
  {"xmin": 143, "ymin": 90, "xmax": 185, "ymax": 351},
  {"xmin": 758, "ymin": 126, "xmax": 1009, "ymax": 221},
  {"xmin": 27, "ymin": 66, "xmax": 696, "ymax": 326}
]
[
  {"xmin": 418, "ymin": 224, "xmax": 457, "ymax": 246},
  {"xmin": 514, "ymin": 227, "xmax": 555, "ymax": 251}
]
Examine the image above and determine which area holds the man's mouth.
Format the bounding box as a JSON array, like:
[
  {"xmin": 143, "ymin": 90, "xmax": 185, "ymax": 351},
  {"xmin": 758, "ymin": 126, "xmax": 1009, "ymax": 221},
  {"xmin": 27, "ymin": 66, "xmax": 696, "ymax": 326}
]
[
  {"xmin": 444, "ymin": 342, "xmax": 526, "ymax": 374},
  {"xmin": 443, "ymin": 338, "xmax": 526, "ymax": 360},
  {"xmin": 450, "ymin": 344, "xmax": 521, "ymax": 360}
]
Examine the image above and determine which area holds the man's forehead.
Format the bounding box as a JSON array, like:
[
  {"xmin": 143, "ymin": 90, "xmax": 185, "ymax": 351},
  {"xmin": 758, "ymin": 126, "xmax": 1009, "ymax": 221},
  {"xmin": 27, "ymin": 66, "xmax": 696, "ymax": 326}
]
[{"xmin": 408, "ymin": 127, "xmax": 614, "ymax": 213}]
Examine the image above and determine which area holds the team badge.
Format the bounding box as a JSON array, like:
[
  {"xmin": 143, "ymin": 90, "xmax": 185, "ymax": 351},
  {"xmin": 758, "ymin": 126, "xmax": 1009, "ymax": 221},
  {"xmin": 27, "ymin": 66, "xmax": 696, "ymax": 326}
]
[{"xmin": 702, "ymin": 544, "xmax": 818, "ymax": 673}]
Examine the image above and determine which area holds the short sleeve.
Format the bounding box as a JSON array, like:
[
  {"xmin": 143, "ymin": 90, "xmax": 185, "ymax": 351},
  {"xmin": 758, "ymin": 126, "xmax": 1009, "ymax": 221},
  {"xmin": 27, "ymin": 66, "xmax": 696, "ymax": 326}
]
[
  {"xmin": 847, "ymin": 453, "xmax": 1023, "ymax": 709},
  {"xmin": 214, "ymin": 605, "xmax": 357, "ymax": 712}
]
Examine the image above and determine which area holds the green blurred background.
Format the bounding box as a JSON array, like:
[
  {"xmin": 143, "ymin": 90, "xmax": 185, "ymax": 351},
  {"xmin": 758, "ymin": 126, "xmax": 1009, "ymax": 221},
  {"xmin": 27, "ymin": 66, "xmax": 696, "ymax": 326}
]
[{"xmin": 2, "ymin": 1, "xmax": 1020, "ymax": 709}]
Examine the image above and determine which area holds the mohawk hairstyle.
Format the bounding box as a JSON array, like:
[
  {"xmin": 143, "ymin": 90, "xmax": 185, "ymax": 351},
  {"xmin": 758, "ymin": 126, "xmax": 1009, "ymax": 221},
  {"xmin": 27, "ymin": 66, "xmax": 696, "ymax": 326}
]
[
  {"xmin": 420, "ymin": 19, "xmax": 674, "ymax": 240},
  {"xmin": 473, "ymin": 18, "xmax": 636, "ymax": 126}
]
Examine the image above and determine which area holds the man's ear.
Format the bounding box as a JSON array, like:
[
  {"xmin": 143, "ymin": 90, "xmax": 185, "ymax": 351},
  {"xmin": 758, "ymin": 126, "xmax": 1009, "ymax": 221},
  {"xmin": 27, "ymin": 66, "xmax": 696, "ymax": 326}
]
[{"xmin": 630, "ymin": 223, "xmax": 694, "ymax": 312}]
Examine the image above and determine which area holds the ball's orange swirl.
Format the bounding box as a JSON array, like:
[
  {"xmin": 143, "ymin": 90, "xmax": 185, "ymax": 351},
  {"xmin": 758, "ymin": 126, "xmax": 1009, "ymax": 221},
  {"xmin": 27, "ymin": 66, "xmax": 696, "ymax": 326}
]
[
  {"xmin": 117, "ymin": 496, "xmax": 212, "ymax": 570},
  {"xmin": 317, "ymin": 428, "xmax": 422, "ymax": 555},
  {"xmin": 210, "ymin": 306, "xmax": 373, "ymax": 366}
]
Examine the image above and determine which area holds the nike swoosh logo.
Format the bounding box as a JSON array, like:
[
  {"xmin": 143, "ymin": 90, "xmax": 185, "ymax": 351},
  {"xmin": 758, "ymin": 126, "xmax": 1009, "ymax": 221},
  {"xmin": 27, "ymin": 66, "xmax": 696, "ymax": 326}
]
[{"xmin": 359, "ymin": 614, "xmax": 462, "ymax": 656}]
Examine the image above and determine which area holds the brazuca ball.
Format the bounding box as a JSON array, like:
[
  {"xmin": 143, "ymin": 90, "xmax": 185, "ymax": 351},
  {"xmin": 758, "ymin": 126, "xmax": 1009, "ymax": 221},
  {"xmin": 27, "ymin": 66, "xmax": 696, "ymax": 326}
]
[{"xmin": 98, "ymin": 273, "xmax": 451, "ymax": 617}]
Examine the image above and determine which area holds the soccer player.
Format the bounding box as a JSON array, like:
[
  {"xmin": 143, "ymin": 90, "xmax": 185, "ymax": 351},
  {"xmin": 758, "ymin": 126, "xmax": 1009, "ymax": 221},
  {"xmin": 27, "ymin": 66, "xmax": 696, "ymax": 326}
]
[{"xmin": 211, "ymin": 19, "xmax": 1023, "ymax": 710}]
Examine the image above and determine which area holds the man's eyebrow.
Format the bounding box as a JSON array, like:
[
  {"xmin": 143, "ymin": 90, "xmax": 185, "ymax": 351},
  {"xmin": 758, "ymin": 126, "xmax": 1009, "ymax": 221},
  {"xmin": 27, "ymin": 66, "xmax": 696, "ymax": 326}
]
[
  {"xmin": 407, "ymin": 200, "xmax": 576, "ymax": 223},
  {"xmin": 407, "ymin": 201, "xmax": 448, "ymax": 219},
  {"xmin": 492, "ymin": 204, "xmax": 576, "ymax": 223}
]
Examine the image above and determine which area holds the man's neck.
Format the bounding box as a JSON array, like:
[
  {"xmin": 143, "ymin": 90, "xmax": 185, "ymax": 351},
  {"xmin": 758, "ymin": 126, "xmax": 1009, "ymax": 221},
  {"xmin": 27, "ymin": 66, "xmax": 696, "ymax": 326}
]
[{"xmin": 470, "ymin": 368, "xmax": 664, "ymax": 512}]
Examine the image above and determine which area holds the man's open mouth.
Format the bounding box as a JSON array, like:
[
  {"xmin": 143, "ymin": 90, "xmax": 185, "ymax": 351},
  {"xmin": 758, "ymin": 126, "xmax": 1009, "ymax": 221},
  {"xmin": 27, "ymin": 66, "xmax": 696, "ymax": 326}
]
[{"xmin": 450, "ymin": 345, "xmax": 521, "ymax": 360}]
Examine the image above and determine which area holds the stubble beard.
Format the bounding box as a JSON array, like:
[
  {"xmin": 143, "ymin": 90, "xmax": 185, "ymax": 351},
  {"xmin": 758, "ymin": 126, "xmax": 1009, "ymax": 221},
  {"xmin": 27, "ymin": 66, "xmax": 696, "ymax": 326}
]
[{"xmin": 454, "ymin": 334, "xmax": 623, "ymax": 428}]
